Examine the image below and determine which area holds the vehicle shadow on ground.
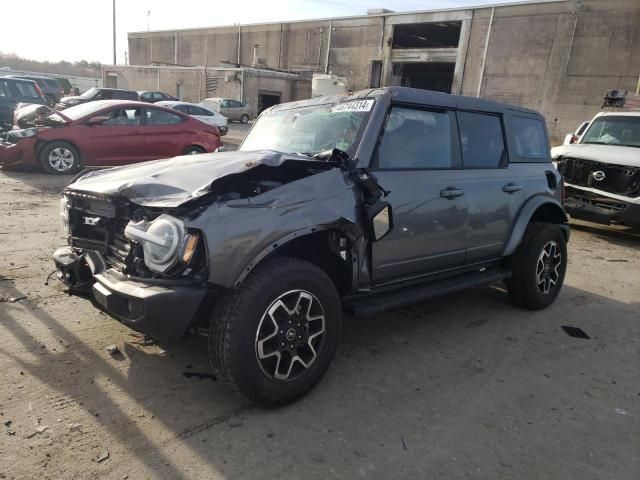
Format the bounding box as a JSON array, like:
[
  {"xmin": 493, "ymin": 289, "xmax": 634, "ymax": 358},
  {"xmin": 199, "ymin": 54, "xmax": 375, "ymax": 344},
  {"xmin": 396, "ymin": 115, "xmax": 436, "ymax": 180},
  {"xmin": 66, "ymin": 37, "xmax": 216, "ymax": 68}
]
[
  {"xmin": 1, "ymin": 168, "xmax": 75, "ymax": 194},
  {"xmin": 1, "ymin": 278, "xmax": 638, "ymax": 478},
  {"xmin": 570, "ymin": 220, "xmax": 640, "ymax": 248}
]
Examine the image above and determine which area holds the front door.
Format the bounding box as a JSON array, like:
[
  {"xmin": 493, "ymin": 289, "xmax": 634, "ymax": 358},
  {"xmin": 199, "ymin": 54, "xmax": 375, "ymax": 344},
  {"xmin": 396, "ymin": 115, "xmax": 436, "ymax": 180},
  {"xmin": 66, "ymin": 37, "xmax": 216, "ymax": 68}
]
[
  {"xmin": 371, "ymin": 106, "xmax": 467, "ymax": 285},
  {"xmin": 81, "ymin": 107, "xmax": 145, "ymax": 165}
]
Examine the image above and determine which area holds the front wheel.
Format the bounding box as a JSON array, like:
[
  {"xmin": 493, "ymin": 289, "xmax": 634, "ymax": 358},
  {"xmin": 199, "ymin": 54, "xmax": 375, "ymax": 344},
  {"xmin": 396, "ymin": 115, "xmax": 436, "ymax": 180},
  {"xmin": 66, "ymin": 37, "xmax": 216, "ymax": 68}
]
[
  {"xmin": 39, "ymin": 141, "xmax": 80, "ymax": 174},
  {"xmin": 183, "ymin": 145, "xmax": 205, "ymax": 155},
  {"xmin": 208, "ymin": 257, "xmax": 342, "ymax": 405},
  {"xmin": 240, "ymin": 114, "xmax": 249, "ymax": 124},
  {"xmin": 507, "ymin": 222, "xmax": 567, "ymax": 310}
]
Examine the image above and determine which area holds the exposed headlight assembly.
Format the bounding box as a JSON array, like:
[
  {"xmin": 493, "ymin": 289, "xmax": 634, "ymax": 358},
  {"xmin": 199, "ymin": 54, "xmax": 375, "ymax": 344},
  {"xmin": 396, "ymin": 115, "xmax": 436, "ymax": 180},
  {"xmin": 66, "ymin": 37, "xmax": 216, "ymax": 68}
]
[
  {"xmin": 7, "ymin": 127, "xmax": 49, "ymax": 141},
  {"xmin": 124, "ymin": 215, "xmax": 200, "ymax": 274}
]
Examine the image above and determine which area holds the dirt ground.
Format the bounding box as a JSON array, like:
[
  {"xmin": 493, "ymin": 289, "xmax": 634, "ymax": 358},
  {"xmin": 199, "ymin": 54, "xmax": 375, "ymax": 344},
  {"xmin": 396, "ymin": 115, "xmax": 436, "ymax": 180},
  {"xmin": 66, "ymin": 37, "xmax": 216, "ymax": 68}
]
[{"xmin": 1, "ymin": 155, "xmax": 639, "ymax": 479}]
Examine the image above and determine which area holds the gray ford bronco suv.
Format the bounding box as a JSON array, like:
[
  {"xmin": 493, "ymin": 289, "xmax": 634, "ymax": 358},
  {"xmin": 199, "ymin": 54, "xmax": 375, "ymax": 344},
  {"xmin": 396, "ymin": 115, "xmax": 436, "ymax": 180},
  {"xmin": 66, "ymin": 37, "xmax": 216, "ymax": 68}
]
[{"xmin": 52, "ymin": 87, "xmax": 569, "ymax": 405}]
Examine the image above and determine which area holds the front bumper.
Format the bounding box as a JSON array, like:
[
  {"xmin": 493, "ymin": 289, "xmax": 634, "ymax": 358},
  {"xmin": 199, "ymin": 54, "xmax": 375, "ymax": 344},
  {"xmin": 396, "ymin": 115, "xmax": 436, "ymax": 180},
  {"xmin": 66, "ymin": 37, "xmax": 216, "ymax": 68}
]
[
  {"xmin": 564, "ymin": 186, "xmax": 640, "ymax": 229},
  {"xmin": 0, "ymin": 138, "xmax": 39, "ymax": 169},
  {"xmin": 53, "ymin": 247, "xmax": 207, "ymax": 342}
]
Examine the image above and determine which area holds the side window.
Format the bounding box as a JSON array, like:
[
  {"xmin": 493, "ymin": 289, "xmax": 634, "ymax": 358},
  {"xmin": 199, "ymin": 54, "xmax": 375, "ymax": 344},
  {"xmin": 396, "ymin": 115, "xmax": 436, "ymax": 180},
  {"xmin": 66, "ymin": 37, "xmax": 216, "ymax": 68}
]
[
  {"xmin": 375, "ymin": 107, "xmax": 453, "ymax": 169},
  {"xmin": 221, "ymin": 100, "xmax": 230, "ymax": 108},
  {"xmin": 14, "ymin": 82, "xmax": 39, "ymax": 98},
  {"xmin": 173, "ymin": 104, "xmax": 189, "ymax": 114},
  {"xmin": 141, "ymin": 92, "xmax": 151, "ymax": 99},
  {"xmin": 100, "ymin": 108, "xmax": 142, "ymax": 126},
  {"xmin": 95, "ymin": 90, "xmax": 110, "ymax": 100},
  {"xmin": 457, "ymin": 111, "xmax": 505, "ymax": 168},
  {"xmin": 153, "ymin": 92, "xmax": 164, "ymax": 100},
  {"xmin": 146, "ymin": 109, "xmax": 183, "ymax": 125},
  {"xmin": 189, "ymin": 105, "xmax": 211, "ymax": 116},
  {"xmin": 0, "ymin": 81, "xmax": 8, "ymax": 97},
  {"xmin": 512, "ymin": 116, "xmax": 548, "ymax": 159}
]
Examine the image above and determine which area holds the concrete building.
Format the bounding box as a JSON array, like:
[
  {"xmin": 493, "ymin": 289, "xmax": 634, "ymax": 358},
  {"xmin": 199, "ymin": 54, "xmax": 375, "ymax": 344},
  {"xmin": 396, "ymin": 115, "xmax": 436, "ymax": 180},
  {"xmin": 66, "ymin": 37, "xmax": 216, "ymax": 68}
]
[
  {"xmin": 102, "ymin": 65, "xmax": 310, "ymax": 118},
  {"xmin": 122, "ymin": 0, "xmax": 640, "ymax": 143}
]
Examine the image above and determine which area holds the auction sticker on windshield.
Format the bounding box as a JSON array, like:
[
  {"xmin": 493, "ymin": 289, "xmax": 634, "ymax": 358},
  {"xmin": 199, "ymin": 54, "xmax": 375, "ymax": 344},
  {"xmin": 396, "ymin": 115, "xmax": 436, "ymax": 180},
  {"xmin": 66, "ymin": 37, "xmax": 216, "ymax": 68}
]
[{"xmin": 332, "ymin": 99, "xmax": 374, "ymax": 113}]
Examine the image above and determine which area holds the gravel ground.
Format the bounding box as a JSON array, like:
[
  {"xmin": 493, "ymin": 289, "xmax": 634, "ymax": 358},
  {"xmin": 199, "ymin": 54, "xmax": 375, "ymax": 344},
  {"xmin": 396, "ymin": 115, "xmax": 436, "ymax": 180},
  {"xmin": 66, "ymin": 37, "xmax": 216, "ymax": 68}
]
[{"xmin": 0, "ymin": 163, "xmax": 638, "ymax": 480}]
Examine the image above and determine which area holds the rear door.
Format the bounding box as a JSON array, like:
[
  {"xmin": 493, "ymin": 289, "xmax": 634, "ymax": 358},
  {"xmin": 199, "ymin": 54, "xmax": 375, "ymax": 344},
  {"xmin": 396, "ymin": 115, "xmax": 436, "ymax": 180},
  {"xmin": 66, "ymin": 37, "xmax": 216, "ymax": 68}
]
[
  {"xmin": 0, "ymin": 79, "xmax": 16, "ymax": 125},
  {"xmin": 80, "ymin": 106, "xmax": 145, "ymax": 165},
  {"xmin": 455, "ymin": 111, "xmax": 524, "ymax": 262},
  {"xmin": 219, "ymin": 100, "xmax": 233, "ymax": 119},
  {"xmin": 143, "ymin": 107, "xmax": 191, "ymax": 157},
  {"xmin": 371, "ymin": 105, "xmax": 468, "ymax": 284}
]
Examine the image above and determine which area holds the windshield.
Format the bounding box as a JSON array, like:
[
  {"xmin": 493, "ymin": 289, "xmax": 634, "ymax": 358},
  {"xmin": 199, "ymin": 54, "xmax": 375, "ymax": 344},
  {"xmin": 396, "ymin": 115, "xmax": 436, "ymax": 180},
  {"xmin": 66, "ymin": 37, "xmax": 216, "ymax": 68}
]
[
  {"xmin": 581, "ymin": 115, "xmax": 640, "ymax": 148},
  {"xmin": 80, "ymin": 87, "xmax": 98, "ymax": 99},
  {"xmin": 239, "ymin": 99, "xmax": 374, "ymax": 156}
]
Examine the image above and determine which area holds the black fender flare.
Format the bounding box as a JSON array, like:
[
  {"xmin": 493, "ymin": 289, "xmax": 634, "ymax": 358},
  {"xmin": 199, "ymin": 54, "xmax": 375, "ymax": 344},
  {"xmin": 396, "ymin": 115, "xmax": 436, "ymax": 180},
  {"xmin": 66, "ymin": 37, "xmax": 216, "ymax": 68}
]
[
  {"xmin": 231, "ymin": 221, "xmax": 367, "ymax": 289},
  {"xmin": 503, "ymin": 195, "xmax": 569, "ymax": 256}
]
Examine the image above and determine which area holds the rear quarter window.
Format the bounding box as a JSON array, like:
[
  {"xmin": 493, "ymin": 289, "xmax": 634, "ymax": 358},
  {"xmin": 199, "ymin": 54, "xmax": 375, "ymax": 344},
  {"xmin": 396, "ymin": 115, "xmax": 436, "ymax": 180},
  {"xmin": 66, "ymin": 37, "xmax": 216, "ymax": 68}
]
[
  {"xmin": 146, "ymin": 109, "xmax": 183, "ymax": 125},
  {"xmin": 512, "ymin": 116, "xmax": 548, "ymax": 159}
]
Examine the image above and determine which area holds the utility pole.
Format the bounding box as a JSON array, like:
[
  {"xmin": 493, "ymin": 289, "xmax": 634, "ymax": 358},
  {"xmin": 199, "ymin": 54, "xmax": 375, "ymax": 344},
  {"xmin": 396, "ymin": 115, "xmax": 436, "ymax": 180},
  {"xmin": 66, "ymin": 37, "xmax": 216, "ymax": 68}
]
[{"xmin": 112, "ymin": 0, "xmax": 117, "ymax": 65}]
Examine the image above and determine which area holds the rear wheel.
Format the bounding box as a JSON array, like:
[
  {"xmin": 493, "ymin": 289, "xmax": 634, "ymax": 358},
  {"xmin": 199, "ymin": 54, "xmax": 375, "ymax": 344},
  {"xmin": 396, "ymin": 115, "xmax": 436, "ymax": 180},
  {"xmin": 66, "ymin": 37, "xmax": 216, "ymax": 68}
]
[
  {"xmin": 39, "ymin": 141, "xmax": 80, "ymax": 174},
  {"xmin": 507, "ymin": 222, "xmax": 567, "ymax": 310},
  {"xmin": 183, "ymin": 145, "xmax": 205, "ymax": 155},
  {"xmin": 240, "ymin": 114, "xmax": 250, "ymax": 124},
  {"xmin": 208, "ymin": 257, "xmax": 342, "ymax": 405}
]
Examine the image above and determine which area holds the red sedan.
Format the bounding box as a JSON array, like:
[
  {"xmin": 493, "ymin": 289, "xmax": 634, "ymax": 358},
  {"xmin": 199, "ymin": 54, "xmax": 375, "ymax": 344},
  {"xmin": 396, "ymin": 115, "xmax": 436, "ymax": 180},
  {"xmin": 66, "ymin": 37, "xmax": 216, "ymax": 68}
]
[{"xmin": 0, "ymin": 100, "xmax": 222, "ymax": 174}]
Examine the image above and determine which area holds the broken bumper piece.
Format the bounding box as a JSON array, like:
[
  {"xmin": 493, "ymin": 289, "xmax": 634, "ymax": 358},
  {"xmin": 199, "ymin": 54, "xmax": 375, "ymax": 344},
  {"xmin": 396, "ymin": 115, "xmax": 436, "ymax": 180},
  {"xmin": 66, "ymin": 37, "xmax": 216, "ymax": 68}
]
[
  {"xmin": 53, "ymin": 246, "xmax": 207, "ymax": 342},
  {"xmin": 564, "ymin": 188, "xmax": 640, "ymax": 229}
]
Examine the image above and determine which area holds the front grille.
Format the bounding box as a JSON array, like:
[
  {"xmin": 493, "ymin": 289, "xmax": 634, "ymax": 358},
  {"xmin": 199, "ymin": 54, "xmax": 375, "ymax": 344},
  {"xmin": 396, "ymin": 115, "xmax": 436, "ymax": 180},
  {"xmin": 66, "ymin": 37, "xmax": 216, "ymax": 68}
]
[
  {"xmin": 66, "ymin": 191, "xmax": 134, "ymax": 272},
  {"xmin": 558, "ymin": 157, "xmax": 640, "ymax": 197}
]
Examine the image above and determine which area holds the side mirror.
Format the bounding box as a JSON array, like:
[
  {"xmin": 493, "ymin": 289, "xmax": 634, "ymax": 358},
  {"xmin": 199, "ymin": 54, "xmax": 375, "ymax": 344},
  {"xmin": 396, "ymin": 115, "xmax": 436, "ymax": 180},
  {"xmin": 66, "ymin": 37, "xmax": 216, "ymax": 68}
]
[
  {"xmin": 86, "ymin": 116, "xmax": 108, "ymax": 126},
  {"xmin": 367, "ymin": 200, "xmax": 393, "ymax": 241}
]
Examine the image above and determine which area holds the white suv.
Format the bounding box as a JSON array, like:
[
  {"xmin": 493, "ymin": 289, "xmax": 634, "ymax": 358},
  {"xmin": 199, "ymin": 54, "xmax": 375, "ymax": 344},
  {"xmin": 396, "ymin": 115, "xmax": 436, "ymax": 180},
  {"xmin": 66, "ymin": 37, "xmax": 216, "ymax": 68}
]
[{"xmin": 552, "ymin": 111, "xmax": 640, "ymax": 229}]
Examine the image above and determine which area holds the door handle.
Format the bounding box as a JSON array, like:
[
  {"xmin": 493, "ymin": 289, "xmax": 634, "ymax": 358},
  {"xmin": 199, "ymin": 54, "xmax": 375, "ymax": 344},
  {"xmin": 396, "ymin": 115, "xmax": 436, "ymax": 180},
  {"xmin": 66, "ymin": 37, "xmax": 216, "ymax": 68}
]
[
  {"xmin": 502, "ymin": 183, "xmax": 522, "ymax": 194},
  {"xmin": 440, "ymin": 187, "xmax": 465, "ymax": 199}
]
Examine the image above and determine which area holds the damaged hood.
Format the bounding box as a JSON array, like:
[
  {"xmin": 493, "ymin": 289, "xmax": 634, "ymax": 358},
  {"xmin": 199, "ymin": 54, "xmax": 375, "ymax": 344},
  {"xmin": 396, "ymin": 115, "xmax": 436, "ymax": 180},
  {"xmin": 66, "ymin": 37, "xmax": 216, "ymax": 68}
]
[
  {"xmin": 65, "ymin": 150, "xmax": 332, "ymax": 207},
  {"xmin": 14, "ymin": 104, "xmax": 70, "ymax": 128},
  {"xmin": 551, "ymin": 143, "xmax": 640, "ymax": 167}
]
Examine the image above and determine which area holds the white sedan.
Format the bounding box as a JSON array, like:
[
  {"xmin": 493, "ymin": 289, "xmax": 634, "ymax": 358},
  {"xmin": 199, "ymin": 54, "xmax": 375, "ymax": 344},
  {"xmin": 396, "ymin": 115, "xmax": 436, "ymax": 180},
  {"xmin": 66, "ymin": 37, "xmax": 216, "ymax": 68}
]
[{"xmin": 156, "ymin": 101, "xmax": 228, "ymax": 134}]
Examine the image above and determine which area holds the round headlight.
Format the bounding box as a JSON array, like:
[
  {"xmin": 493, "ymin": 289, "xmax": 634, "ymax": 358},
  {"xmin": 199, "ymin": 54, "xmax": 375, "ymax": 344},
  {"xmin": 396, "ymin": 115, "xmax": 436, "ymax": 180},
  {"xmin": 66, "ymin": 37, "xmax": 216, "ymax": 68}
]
[{"xmin": 145, "ymin": 218, "xmax": 180, "ymax": 264}]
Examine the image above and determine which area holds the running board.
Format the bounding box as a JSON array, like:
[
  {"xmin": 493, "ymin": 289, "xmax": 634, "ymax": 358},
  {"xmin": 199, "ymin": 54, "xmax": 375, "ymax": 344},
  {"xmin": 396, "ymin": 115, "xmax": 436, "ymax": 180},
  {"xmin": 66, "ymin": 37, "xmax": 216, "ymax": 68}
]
[{"xmin": 344, "ymin": 270, "xmax": 507, "ymax": 316}]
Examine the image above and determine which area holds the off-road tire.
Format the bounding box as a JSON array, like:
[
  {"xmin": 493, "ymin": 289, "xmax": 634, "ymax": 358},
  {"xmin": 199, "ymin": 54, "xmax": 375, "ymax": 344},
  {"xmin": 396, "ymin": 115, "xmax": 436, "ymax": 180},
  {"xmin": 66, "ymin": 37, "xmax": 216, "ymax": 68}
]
[
  {"xmin": 507, "ymin": 222, "xmax": 567, "ymax": 310},
  {"xmin": 208, "ymin": 256, "xmax": 342, "ymax": 406},
  {"xmin": 39, "ymin": 141, "xmax": 80, "ymax": 174},
  {"xmin": 240, "ymin": 114, "xmax": 250, "ymax": 124}
]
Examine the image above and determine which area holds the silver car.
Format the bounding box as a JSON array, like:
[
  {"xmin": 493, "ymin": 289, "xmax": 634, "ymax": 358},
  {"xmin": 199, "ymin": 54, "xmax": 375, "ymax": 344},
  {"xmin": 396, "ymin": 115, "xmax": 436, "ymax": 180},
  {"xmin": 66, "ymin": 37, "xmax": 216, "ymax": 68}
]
[
  {"xmin": 156, "ymin": 100, "xmax": 228, "ymax": 135},
  {"xmin": 201, "ymin": 97, "xmax": 251, "ymax": 124}
]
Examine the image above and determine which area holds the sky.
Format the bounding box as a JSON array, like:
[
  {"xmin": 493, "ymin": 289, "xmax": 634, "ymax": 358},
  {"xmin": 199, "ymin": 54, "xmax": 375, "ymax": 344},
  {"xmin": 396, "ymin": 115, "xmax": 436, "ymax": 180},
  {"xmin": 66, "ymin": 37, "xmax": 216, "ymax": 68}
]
[{"xmin": 0, "ymin": 0, "xmax": 525, "ymax": 64}]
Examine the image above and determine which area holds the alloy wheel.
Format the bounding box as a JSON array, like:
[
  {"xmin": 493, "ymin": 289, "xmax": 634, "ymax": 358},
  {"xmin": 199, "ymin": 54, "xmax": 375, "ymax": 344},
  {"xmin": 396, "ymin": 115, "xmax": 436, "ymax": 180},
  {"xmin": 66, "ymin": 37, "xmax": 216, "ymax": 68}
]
[
  {"xmin": 255, "ymin": 289, "xmax": 326, "ymax": 382},
  {"xmin": 48, "ymin": 147, "xmax": 75, "ymax": 172},
  {"xmin": 536, "ymin": 240, "xmax": 562, "ymax": 295}
]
